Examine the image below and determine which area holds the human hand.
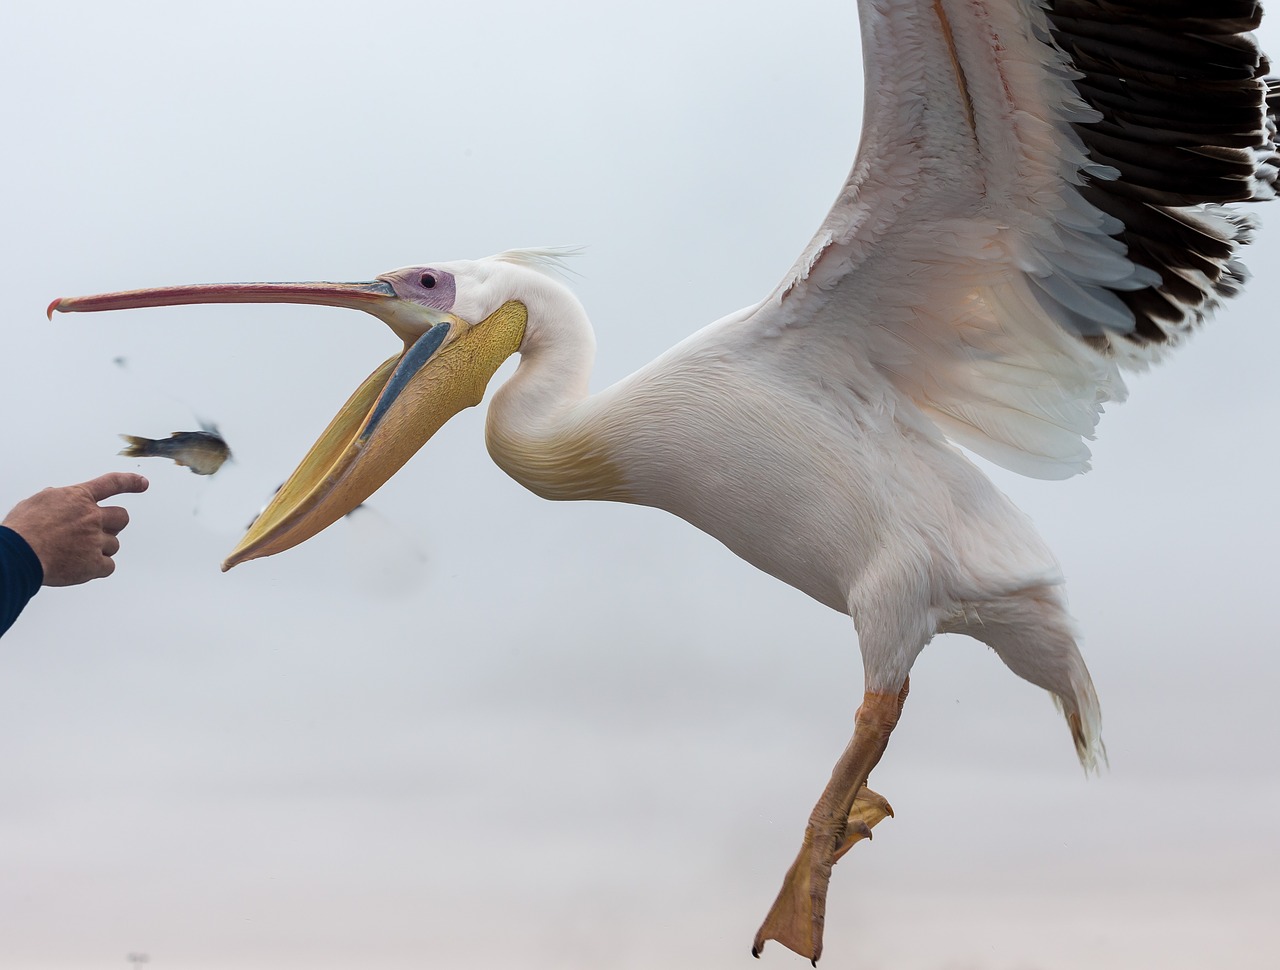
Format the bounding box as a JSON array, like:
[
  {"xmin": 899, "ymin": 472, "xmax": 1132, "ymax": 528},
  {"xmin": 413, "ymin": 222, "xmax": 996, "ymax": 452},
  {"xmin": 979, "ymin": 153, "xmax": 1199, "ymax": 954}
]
[{"xmin": 2, "ymin": 473, "xmax": 150, "ymax": 586}]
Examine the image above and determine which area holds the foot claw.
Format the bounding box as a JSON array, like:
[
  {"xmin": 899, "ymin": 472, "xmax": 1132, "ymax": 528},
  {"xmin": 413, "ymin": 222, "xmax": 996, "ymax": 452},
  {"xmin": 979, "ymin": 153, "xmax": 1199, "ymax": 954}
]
[
  {"xmin": 849, "ymin": 819, "xmax": 874, "ymax": 841},
  {"xmin": 850, "ymin": 786, "xmax": 893, "ymax": 826},
  {"xmin": 833, "ymin": 785, "xmax": 894, "ymax": 861}
]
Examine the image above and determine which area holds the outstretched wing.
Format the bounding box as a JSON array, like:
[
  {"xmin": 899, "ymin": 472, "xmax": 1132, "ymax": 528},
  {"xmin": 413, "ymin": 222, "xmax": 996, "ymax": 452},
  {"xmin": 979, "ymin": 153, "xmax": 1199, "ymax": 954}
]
[{"xmin": 752, "ymin": 0, "xmax": 1278, "ymax": 478}]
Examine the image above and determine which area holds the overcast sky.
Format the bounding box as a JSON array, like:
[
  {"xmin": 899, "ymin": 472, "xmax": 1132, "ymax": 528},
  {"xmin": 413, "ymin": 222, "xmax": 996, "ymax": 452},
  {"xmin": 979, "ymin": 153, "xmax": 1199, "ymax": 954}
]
[{"xmin": 1, "ymin": 3, "xmax": 1277, "ymax": 969}]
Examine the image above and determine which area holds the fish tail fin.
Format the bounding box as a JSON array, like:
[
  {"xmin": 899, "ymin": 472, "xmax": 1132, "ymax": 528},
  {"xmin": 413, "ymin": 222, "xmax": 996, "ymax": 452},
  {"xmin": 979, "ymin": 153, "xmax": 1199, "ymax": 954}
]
[{"xmin": 118, "ymin": 434, "xmax": 155, "ymax": 457}]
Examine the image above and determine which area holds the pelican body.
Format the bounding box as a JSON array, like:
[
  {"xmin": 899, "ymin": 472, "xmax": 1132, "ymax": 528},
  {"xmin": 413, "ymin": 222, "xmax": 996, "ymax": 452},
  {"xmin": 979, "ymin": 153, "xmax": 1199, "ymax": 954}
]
[{"xmin": 51, "ymin": 1, "xmax": 1278, "ymax": 963}]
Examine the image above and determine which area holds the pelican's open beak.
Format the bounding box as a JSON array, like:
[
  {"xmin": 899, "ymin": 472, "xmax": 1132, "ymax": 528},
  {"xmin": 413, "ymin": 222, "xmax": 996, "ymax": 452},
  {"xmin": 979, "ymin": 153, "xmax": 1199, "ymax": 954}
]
[{"xmin": 51, "ymin": 281, "xmax": 527, "ymax": 570}]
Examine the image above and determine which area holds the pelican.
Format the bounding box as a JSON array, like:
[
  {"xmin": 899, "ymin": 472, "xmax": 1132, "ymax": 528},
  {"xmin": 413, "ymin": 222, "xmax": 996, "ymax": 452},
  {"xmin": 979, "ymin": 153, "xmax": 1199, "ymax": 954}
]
[{"xmin": 50, "ymin": 2, "xmax": 1278, "ymax": 963}]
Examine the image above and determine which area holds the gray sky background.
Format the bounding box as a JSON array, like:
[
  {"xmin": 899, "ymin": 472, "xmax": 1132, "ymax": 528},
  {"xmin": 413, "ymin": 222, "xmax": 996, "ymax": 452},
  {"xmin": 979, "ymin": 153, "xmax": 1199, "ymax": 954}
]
[{"xmin": 1, "ymin": 3, "xmax": 1277, "ymax": 968}]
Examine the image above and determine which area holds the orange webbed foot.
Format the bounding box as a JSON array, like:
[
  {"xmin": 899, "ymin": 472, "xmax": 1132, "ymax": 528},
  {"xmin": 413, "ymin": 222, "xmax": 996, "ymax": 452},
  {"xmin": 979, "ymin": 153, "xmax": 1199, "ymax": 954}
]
[{"xmin": 752, "ymin": 786, "xmax": 894, "ymax": 963}]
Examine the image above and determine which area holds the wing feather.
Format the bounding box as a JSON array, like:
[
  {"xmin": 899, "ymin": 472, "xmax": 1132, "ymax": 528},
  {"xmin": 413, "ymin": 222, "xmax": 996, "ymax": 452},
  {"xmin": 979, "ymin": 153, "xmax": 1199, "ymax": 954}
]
[{"xmin": 751, "ymin": 0, "xmax": 1277, "ymax": 477}]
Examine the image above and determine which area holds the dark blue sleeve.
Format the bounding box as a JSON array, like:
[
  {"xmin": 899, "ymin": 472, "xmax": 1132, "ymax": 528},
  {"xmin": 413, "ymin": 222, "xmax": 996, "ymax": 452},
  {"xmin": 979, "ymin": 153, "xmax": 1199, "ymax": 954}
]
[{"xmin": 1, "ymin": 525, "xmax": 43, "ymax": 636}]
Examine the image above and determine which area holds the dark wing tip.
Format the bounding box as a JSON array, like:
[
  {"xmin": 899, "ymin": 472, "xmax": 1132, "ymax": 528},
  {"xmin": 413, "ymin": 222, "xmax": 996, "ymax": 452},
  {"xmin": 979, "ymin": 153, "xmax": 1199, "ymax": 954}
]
[{"xmin": 1046, "ymin": 2, "xmax": 1277, "ymax": 351}]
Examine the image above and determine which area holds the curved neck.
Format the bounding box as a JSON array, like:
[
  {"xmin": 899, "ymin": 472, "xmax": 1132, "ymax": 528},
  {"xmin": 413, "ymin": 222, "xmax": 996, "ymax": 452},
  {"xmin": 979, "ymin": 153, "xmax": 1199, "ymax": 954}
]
[{"xmin": 484, "ymin": 285, "xmax": 632, "ymax": 502}]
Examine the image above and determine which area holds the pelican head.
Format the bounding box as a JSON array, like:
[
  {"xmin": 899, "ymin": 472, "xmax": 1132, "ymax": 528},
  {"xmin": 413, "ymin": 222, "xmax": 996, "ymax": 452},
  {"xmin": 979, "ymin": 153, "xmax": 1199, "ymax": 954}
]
[{"xmin": 50, "ymin": 258, "xmax": 537, "ymax": 569}]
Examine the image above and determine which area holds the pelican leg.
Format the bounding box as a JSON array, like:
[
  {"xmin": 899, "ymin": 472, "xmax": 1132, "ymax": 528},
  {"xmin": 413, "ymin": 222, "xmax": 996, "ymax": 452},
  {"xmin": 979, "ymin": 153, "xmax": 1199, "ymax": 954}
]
[{"xmin": 752, "ymin": 679, "xmax": 909, "ymax": 964}]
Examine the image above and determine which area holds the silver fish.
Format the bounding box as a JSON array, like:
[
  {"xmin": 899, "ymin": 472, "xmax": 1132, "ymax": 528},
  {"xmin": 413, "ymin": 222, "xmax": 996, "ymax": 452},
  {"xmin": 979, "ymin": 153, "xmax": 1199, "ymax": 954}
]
[{"xmin": 118, "ymin": 430, "xmax": 231, "ymax": 476}]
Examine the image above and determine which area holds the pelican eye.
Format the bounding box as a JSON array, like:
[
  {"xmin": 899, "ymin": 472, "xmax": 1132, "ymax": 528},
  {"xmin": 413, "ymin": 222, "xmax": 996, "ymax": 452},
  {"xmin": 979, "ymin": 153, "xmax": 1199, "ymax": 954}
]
[{"xmin": 420, "ymin": 272, "xmax": 437, "ymax": 289}]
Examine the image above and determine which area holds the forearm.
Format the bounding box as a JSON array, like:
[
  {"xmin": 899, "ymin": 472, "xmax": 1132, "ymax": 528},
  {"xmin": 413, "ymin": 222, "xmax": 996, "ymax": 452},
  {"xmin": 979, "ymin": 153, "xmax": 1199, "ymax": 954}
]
[{"xmin": 0, "ymin": 525, "xmax": 44, "ymax": 636}]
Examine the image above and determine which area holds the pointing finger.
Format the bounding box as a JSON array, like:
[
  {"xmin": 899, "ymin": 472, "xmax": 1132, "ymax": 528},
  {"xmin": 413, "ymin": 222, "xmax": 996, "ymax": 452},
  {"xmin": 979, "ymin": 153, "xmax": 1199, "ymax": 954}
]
[{"xmin": 81, "ymin": 472, "xmax": 150, "ymax": 503}]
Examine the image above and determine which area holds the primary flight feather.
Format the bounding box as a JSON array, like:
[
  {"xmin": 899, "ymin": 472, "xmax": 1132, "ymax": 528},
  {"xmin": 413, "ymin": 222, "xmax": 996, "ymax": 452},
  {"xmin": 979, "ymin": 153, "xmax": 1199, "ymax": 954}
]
[{"xmin": 51, "ymin": 0, "xmax": 1278, "ymax": 962}]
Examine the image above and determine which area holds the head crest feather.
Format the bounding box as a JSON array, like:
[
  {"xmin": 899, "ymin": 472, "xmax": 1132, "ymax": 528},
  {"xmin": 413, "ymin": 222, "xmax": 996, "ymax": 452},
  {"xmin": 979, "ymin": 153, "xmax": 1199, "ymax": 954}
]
[{"xmin": 494, "ymin": 247, "xmax": 583, "ymax": 280}]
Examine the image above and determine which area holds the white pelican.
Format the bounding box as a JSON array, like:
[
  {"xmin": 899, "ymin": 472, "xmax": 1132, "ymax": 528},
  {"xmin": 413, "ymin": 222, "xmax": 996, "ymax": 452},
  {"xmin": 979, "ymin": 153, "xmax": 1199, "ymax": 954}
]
[{"xmin": 50, "ymin": 1, "xmax": 1279, "ymax": 963}]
